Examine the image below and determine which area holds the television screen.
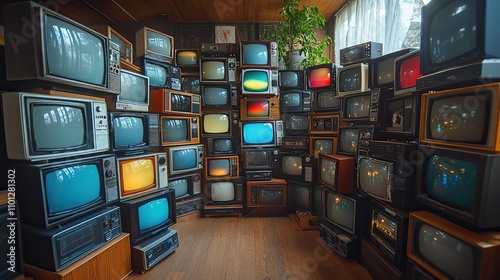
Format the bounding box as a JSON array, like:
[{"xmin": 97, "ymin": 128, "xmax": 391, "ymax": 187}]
[
  {"xmin": 338, "ymin": 128, "xmax": 359, "ymax": 154},
  {"xmin": 113, "ymin": 116, "xmax": 146, "ymax": 147},
  {"xmin": 162, "ymin": 118, "xmax": 188, "ymax": 142},
  {"xmin": 245, "ymin": 150, "xmax": 269, "ymax": 167},
  {"xmin": 210, "ymin": 182, "xmax": 235, "ymax": 202},
  {"xmin": 282, "ymin": 92, "xmax": 301, "ymax": 107},
  {"xmin": 146, "ymin": 29, "xmax": 172, "ymax": 58},
  {"xmin": 325, "ymin": 191, "xmax": 355, "ymax": 233},
  {"xmin": 312, "ymin": 138, "xmax": 335, "ymax": 157},
  {"xmin": 397, "ymin": 52, "xmax": 421, "ymax": 90},
  {"xmin": 339, "ymin": 67, "xmax": 361, "ymax": 92},
  {"xmin": 279, "ymin": 70, "xmax": 304, "ymax": 89},
  {"xmin": 119, "ymin": 156, "xmax": 156, "ymax": 195},
  {"xmin": 242, "ymin": 43, "xmax": 268, "ymax": 65},
  {"xmin": 358, "ymin": 157, "xmax": 391, "ymax": 199},
  {"xmin": 283, "ymin": 114, "xmax": 309, "ymax": 134},
  {"xmin": 246, "ymin": 100, "xmax": 270, "ymax": 118},
  {"xmin": 374, "ymin": 55, "xmax": 396, "ymax": 86},
  {"xmin": 119, "ymin": 70, "xmax": 149, "ymax": 104},
  {"xmin": 369, "ymin": 48, "xmax": 416, "ymax": 89},
  {"xmin": 281, "ymin": 155, "xmax": 303, "ymax": 176},
  {"xmin": 288, "ymin": 181, "xmax": 311, "ymax": 211},
  {"xmin": 170, "ymin": 92, "xmax": 192, "ymax": 113},
  {"xmin": 241, "ymin": 122, "xmax": 274, "ymax": 145},
  {"xmin": 214, "ymin": 138, "xmax": 234, "ymax": 153},
  {"xmin": 208, "ymin": 158, "xmax": 230, "ymax": 177},
  {"xmin": 320, "ymin": 158, "xmax": 336, "ymax": 187},
  {"xmin": 181, "ymin": 76, "xmax": 200, "ymax": 94},
  {"xmin": 242, "ymin": 70, "xmax": 269, "ymax": 92},
  {"xmin": 168, "ymin": 178, "xmax": 189, "ymax": 198},
  {"xmin": 202, "ymin": 85, "xmax": 229, "ymax": 106},
  {"xmin": 308, "ymin": 66, "xmax": 334, "ymax": 89},
  {"xmin": 201, "ymin": 59, "xmax": 227, "ymax": 82},
  {"xmin": 314, "ymin": 90, "xmax": 341, "ymax": 111},
  {"xmin": 138, "ymin": 196, "xmax": 170, "ymax": 231},
  {"xmin": 172, "ymin": 148, "xmax": 197, "ymax": 171},
  {"xmin": 257, "ymin": 189, "xmax": 284, "ymax": 205},
  {"xmin": 203, "ymin": 113, "xmax": 230, "ymax": 135},
  {"xmin": 144, "ymin": 60, "xmax": 168, "ymax": 86},
  {"xmin": 344, "ymin": 93, "xmax": 371, "ymax": 120},
  {"xmin": 176, "ymin": 49, "xmax": 198, "ymax": 67}
]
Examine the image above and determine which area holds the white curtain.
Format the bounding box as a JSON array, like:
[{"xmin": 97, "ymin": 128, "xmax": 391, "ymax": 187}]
[{"xmin": 334, "ymin": 0, "xmax": 424, "ymax": 63}]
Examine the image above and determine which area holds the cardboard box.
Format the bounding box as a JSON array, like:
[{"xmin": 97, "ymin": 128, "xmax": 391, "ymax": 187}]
[{"xmin": 295, "ymin": 211, "xmax": 321, "ymax": 230}]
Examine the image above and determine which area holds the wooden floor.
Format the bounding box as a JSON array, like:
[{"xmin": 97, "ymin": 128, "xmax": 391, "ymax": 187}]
[{"xmin": 125, "ymin": 213, "xmax": 373, "ymax": 280}]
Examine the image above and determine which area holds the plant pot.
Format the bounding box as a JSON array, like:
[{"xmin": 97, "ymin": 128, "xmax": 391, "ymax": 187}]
[{"xmin": 289, "ymin": 50, "xmax": 305, "ymax": 70}]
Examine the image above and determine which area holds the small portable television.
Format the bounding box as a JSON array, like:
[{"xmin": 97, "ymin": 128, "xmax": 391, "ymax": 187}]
[
  {"xmin": 160, "ymin": 115, "xmax": 200, "ymax": 146},
  {"xmin": 3, "ymin": 1, "xmax": 120, "ymax": 96},
  {"xmin": 340, "ymin": 41, "xmax": 383, "ymax": 66},
  {"xmin": 318, "ymin": 153, "xmax": 355, "ymax": 193},
  {"xmin": 309, "ymin": 136, "xmax": 338, "ymax": 158},
  {"xmin": 241, "ymin": 69, "xmax": 279, "ymax": 96},
  {"xmin": 279, "ymin": 90, "xmax": 312, "ymax": 113},
  {"xmin": 415, "ymin": 144, "xmax": 500, "ymax": 229},
  {"xmin": 306, "ymin": 63, "xmax": 336, "ymax": 90},
  {"xmin": 119, "ymin": 188, "xmax": 176, "ymax": 245},
  {"xmin": 108, "ymin": 112, "xmax": 160, "ymax": 155},
  {"xmin": 278, "ymin": 70, "xmax": 306, "ymax": 89},
  {"xmin": 1, "ymin": 92, "xmax": 109, "ymax": 161},
  {"xmin": 204, "ymin": 177, "xmax": 245, "ymax": 205},
  {"xmin": 141, "ymin": 58, "xmax": 181, "ymax": 90},
  {"xmin": 175, "ymin": 49, "xmax": 199, "ymax": 68},
  {"xmin": 201, "ymin": 110, "xmax": 239, "ymax": 137},
  {"xmin": 312, "ymin": 89, "xmax": 342, "ymax": 112},
  {"xmin": 336, "ymin": 63, "xmax": 369, "ymax": 97},
  {"xmin": 240, "ymin": 120, "xmax": 284, "ymax": 148},
  {"xmin": 407, "ymin": 211, "xmax": 500, "ymax": 280},
  {"xmin": 337, "ymin": 125, "xmax": 374, "ymax": 156},
  {"xmin": 200, "ymin": 57, "xmax": 237, "ymax": 83},
  {"xmin": 287, "ymin": 180, "xmax": 313, "ymax": 213},
  {"xmin": 394, "ymin": 50, "xmax": 422, "ymax": 96},
  {"xmin": 240, "ymin": 41, "xmax": 279, "ymax": 69},
  {"xmin": 181, "ymin": 74, "xmax": 200, "ymax": 94},
  {"xmin": 91, "ymin": 25, "xmax": 135, "ymax": 66},
  {"xmin": 358, "ymin": 140, "xmax": 418, "ymax": 210},
  {"xmin": 205, "ymin": 155, "xmax": 240, "ymax": 179},
  {"xmin": 168, "ymin": 173, "xmax": 201, "ymax": 200},
  {"xmin": 149, "ymin": 89, "xmax": 201, "ymax": 115},
  {"xmin": 135, "ymin": 26, "xmax": 174, "ymax": 64},
  {"xmin": 0, "ymin": 200, "xmax": 23, "ymax": 279},
  {"xmin": 117, "ymin": 152, "xmax": 168, "ymax": 201},
  {"xmin": 13, "ymin": 153, "xmax": 119, "ymax": 229},
  {"xmin": 418, "ymin": 0, "xmax": 500, "ymax": 89},
  {"xmin": 111, "ymin": 69, "xmax": 150, "ymax": 112},
  {"xmin": 419, "ymin": 82, "xmax": 500, "ymax": 153},
  {"xmin": 282, "ymin": 113, "xmax": 309, "ymax": 136},
  {"xmin": 201, "ymin": 83, "xmax": 238, "ymax": 109},
  {"xmin": 241, "ymin": 148, "xmax": 280, "ymax": 180},
  {"xmin": 240, "ymin": 97, "xmax": 280, "ymax": 120},
  {"xmin": 380, "ymin": 92, "xmax": 421, "ymax": 141},
  {"xmin": 279, "ymin": 153, "xmax": 314, "ymax": 183},
  {"xmin": 247, "ymin": 179, "xmax": 288, "ymax": 208},
  {"xmin": 369, "ymin": 199, "xmax": 409, "ymax": 270},
  {"xmin": 368, "ymin": 48, "xmax": 416, "ymax": 89},
  {"xmin": 166, "ymin": 144, "xmax": 204, "ymax": 176},
  {"xmin": 205, "ymin": 137, "xmax": 239, "ymax": 156},
  {"xmin": 323, "ymin": 189, "xmax": 369, "ymax": 236},
  {"xmin": 342, "ymin": 88, "xmax": 393, "ymax": 123},
  {"xmin": 309, "ymin": 113, "xmax": 342, "ymax": 135}
]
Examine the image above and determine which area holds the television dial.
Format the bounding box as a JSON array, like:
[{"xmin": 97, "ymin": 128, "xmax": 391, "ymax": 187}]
[
  {"xmin": 158, "ymin": 156, "xmax": 166, "ymax": 165},
  {"xmin": 363, "ymin": 132, "xmax": 371, "ymax": 139}
]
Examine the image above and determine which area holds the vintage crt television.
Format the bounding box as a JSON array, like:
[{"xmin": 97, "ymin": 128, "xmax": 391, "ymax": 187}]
[
  {"xmin": 407, "ymin": 211, "xmax": 500, "ymax": 280},
  {"xmin": 368, "ymin": 48, "xmax": 416, "ymax": 89},
  {"xmin": 1, "ymin": 92, "xmax": 109, "ymax": 161},
  {"xmin": 279, "ymin": 70, "xmax": 306, "ymax": 89},
  {"xmin": 418, "ymin": 0, "xmax": 500, "ymax": 90},
  {"xmin": 109, "ymin": 112, "xmax": 160, "ymax": 155},
  {"xmin": 394, "ymin": 50, "xmax": 422, "ymax": 96},
  {"xmin": 240, "ymin": 97, "xmax": 280, "ymax": 120},
  {"xmin": 369, "ymin": 199, "xmax": 409, "ymax": 269},
  {"xmin": 181, "ymin": 74, "xmax": 200, "ymax": 94},
  {"xmin": 200, "ymin": 57, "xmax": 237, "ymax": 83},
  {"xmin": 340, "ymin": 41, "xmax": 383, "ymax": 66},
  {"xmin": 312, "ymin": 89, "xmax": 342, "ymax": 112},
  {"xmin": 168, "ymin": 173, "xmax": 201, "ymax": 200},
  {"xmin": 342, "ymin": 88, "xmax": 393, "ymax": 123},
  {"xmin": 309, "ymin": 136, "xmax": 338, "ymax": 158},
  {"xmin": 135, "ymin": 26, "xmax": 174, "ymax": 64},
  {"xmin": 160, "ymin": 115, "xmax": 200, "ymax": 147},
  {"xmin": 141, "ymin": 58, "xmax": 181, "ymax": 90},
  {"xmin": 110, "ymin": 69, "xmax": 150, "ymax": 112},
  {"xmin": 337, "ymin": 63, "xmax": 369, "ymax": 97},
  {"xmin": 2, "ymin": 1, "xmax": 120, "ymax": 96},
  {"xmin": 149, "ymin": 89, "xmax": 201, "ymax": 115},
  {"xmin": 415, "ymin": 144, "xmax": 500, "ymax": 229},
  {"xmin": 166, "ymin": 144, "xmax": 204, "ymax": 176},
  {"xmin": 92, "ymin": 25, "xmax": 134, "ymax": 65},
  {"xmin": 313, "ymin": 184, "xmax": 328, "ymax": 218},
  {"xmin": 323, "ymin": 189, "xmax": 369, "ymax": 236},
  {"xmin": 175, "ymin": 49, "xmax": 199, "ymax": 68},
  {"xmin": 117, "ymin": 152, "xmax": 168, "ymax": 201},
  {"xmin": 247, "ymin": 179, "xmax": 287, "ymax": 208},
  {"xmin": 279, "ymin": 153, "xmax": 314, "ymax": 183},
  {"xmin": 287, "ymin": 179, "xmax": 313, "ymax": 212},
  {"xmin": 419, "ymin": 83, "xmax": 500, "ymax": 153},
  {"xmin": 337, "ymin": 125, "xmax": 374, "ymax": 156},
  {"xmin": 201, "ymin": 110, "xmax": 239, "ymax": 137},
  {"xmin": 201, "ymin": 83, "xmax": 238, "ymax": 109},
  {"xmin": 205, "ymin": 137, "xmax": 239, "ymax": 156},
  {"xmin": 204, "ymin": 177, "xmax": 245, "ymax": 205},
  {"xmin": 280, "ymin": 90, "xmax": 311, "ymax": 113},
  {"xmin": 120, "ymin": 188, "xmax": 176, "ymax": 245},
  {"xmin": 13, "ymin": 153, "xmax": 119, "ymax": 229},
  {"xmin": 205, "ymin": 155, "xmax": 239, "ymax": 179},
  {"xmin": 240, "ymin": 120, "xmax": 283, "ymax": 148},
  {"xmin": 240, "ymin": 41, "xmax": 278, "ymax": 69},
  {"xmin": 0, "ymin": 199, "xmax": 23, "ymax": 279},
  {"xmin": 306, "ymin": 63, "xmax": 336, "ymax": 90},
  {"xmin": 358, "ymin": 140, "xmax": 418, "ymax": 210},
  {"xmin": 309, "ymin": 112, "xmax": 342, "ymax": 135},
  {"xmin": 241, "ymin": 69, "xmax": 279, "ymax": 96},
  {"xmin": 318, "ymin": 153, "xmax": 355, "ymax": 193},
  {"xmin": 380, "ymin": 92, "xmax": 421, "ymax": 141},
  {"xmin": 282, "ymin": 113, "xmax": 309, "ymax": 136},
  {"xmin": 241, "ymin": 148, "xmax": 280, "ymax": 180}
]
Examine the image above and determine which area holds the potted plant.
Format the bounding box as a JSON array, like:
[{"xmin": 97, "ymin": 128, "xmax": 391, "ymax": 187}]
[{"xmin": 263, "ymin": 0, "xmax": 333, "ymax": 69}]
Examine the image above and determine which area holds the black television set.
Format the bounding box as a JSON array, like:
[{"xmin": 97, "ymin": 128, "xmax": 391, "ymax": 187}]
[
  {"xmin": 109, "ymin": 112, "xmax": 160, "ymax": 155},
  {"xmin": 380, "ymin": 92, "xmax": 421, "ymax": 141},
  {"xmin": 279, "ymin": 153, "xmax": 314, "ymax": 183},
  {"xmin": 312, "ymin": 89, "xmax": 342, "ymax": 112},
  {"xmin": 204, "ymin": 177, "xmax": 245, "ymax": 205},
  {"xmin": 200, "ymin": 57, "xmax": 237, "ymax": 83},
  {"xmin": 280, "ymin": 90, "xmax": 312, "ymax": 113},
  {"xmin": 287, "ymin": 180, "xmax": 313, "ymax": 213},
  {"xmin": 201, "ymin": 110, "xmax": 239, "ymax": 137},
  {"xmin": 337, "ymin": 125, "xmax": 374, "ymax": 156},
  {"xmin": 323, "ymin": 189, "xmax": 369, "ymax": 236},
  {"xmin": 368, "ymin": 48, "xmax": 416, "ymax": 89},
  {"xmin": 201, "ymin": 84, "xmax": 238, "ymax": 109},
  {"xmin": 282, "ymin": 113, "xmax": 309, "ymax": 136},
  {"xmin": 168, "ymin": 173, "xmax": 202, "ymax": 200},
  {"xmin": 205, "ymin": 137, "xmax": 239, "ymax": 156},
  {"xmin": 278, "ymin": 70, "xmax": 306, "ymax": 89}
]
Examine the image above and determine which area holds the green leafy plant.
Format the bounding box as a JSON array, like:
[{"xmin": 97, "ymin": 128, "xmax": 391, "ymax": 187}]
[{"xmin": 263, "ymin": 0, "xmax": 333, "ymax": 69}]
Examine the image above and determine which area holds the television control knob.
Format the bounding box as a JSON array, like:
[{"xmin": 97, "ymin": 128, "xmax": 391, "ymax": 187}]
[
  {"xmin": 158, "ymin": 157, "xmax": 166, "ymax": 165},
  {"xmin": 96, "ymin": 106, "xmax": 102, "ymax": 112},
  {"xmin": 104, "ymin": 160, "xmax": 110, "ymax": 167},
  {"xmin": 229, "ymin": 61, "xmax": 235, "ymax": 68},
  {"xmin": 273, "ymin": 150, "xmax": 279, "ymax": 155},
  {"xmin": 364, "ymin": 132, "xmax": 371, "ymax": 139},
  {"xmin": 105, "ymin": 169, "xmax": 113, "ymax": 177},
  {"xmin": 362, "ymin": 140, "xmax": 370, "ymax": 147}
]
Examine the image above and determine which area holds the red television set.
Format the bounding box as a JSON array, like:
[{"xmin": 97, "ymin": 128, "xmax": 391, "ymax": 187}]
[
  {"xmin": 175, "ymin": 49, "xmax": 199, "ymax": 68},
  {"xmin": 201, "ymin": 110, "xmax": 239, "ymax": 137},
  {"xmin": 119, "ymin": 188, "xmax": 176, "ymax": 245},
  {"xmin": 12, "ymin": 153, "xmax": 119, "ymax": 229},
  {"xmin": 109, "ymin": 112, "xmax": 160, "ymax": 155},
  {"xmin": 306, "ymin": 63, "xmax": 336, "ymax": 90},
  {"xmin": 415, "ymin": 144, "xmax": 500, "ymax": 229},
  {"xmin": 394, "ymin": 50, "xmax": 422, "ymax": 96},
  {"xmin": 282, "ymin": 113, "xmax": 309, "ymax": 136},
  {"xmin": 135, "ymin": 26, "xmax": 174, "ymax": 64},
  {"xmin": 167, "ymin": 173, "xmax": 201, "ymax": 200},
  {"xmin": 200, "ymin": 57, "xmax": 237, "ymax": 83},
  {"xmin": 117, "ymin": 152, "xmax": 168, "ymax": 201},
  {"xmin": 407, "ymin": 211, "xmax": 500, "ymax": 279},
  {"xmin": 278, "ymin": 70, "xmax": 306, "ymax": 89},
  {"xmin": 337, "ymin": 63, "xmax": 369, "ymax": 97},
  {"xmin": 280, "ymin": 90, "xmax": 312, "ymax": 113},
  {"xmin": 2, "ymin": 1, "xmax": 120, "ymax": 96},
  {"xmin": 279, "ymin": 153, "xmax": 314, "ymax": 183},
  {"xmin": 240, "ymin": 120, "xmax": 284, "ymax": 148},
  {"xmin": 287, "ymin": 179, "xmax": 313, "ymax": 213},
  {"xmin": 201, "ymin": 83, "xmax": 238, "ymax": 109},
  {"xmin": 318, "ymin": 153, "xmax": 355, "ymax": 193},
  {"xmin": 240, "ymin": 97, "xmax": 280, "ymax": 120},
  {"xmin": 312, "ymin": 89, "xmax": 342, "ymax": 112},
  {"xmin": 204, "ymin": 177, "xmax": 245, "ymax": 205},
  {"xmin": 205, "ymin": 155, "xmax": 239, "ymax": 180},
  {"xmin": 166, "ymin": 144, "xmax": 204, "ymax": 176},
  {"xmin": 368, "ymin": 48, "xmax": 416, "ymax": 89},
  {"xmin": 160, "ymin": 115, "xmax": 200, "ymax": 147},
  {"xmin": 240, "ymin": 41, "xmax": 278, "ymax": 69}
]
